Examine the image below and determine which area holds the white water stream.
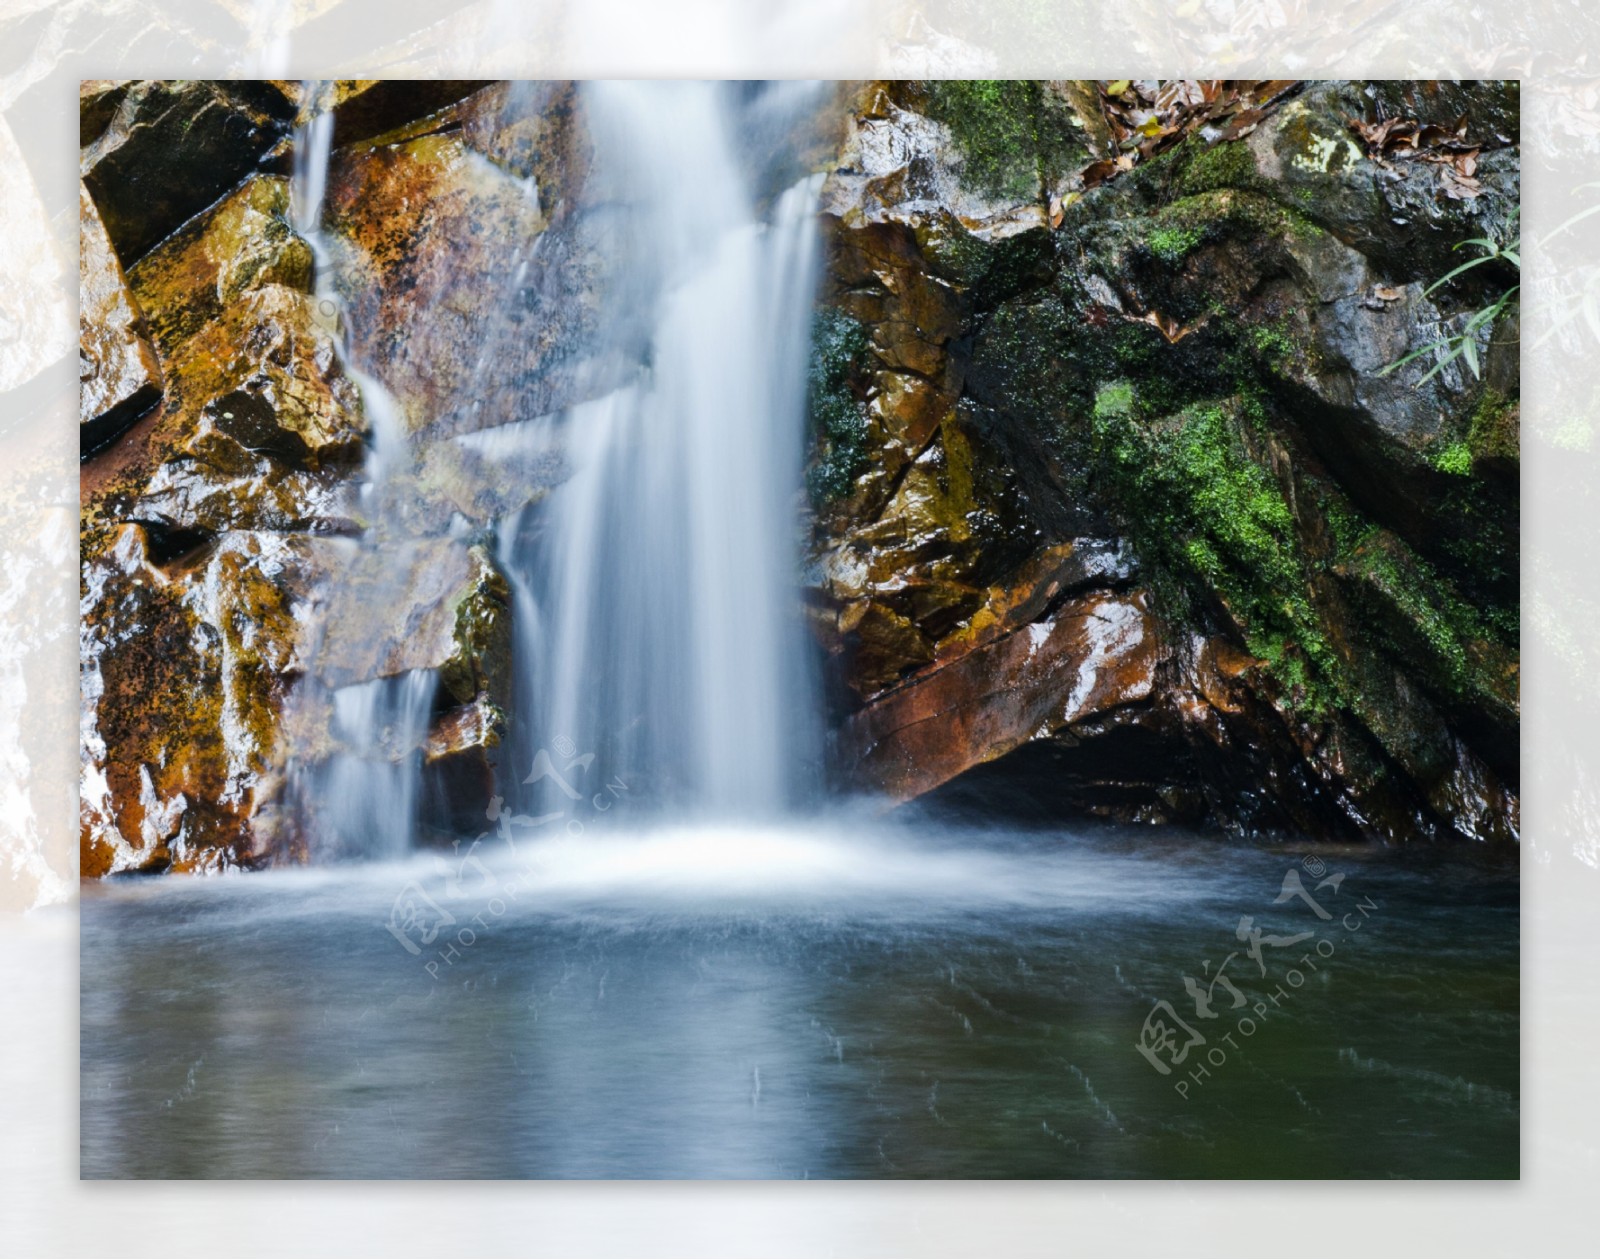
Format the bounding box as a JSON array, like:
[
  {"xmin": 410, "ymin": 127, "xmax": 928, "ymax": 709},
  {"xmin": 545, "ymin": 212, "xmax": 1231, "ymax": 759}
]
[
  {"xmin": 288, "ymin": 81, "xmax": 825, "ymax": 854},
  {"xmin": 287, "ymin": 81, "xmax": 438, "ymax": 858},
  {"xmin": 497, "ymin": 81, "xmax": 825, "ymax": 820}
]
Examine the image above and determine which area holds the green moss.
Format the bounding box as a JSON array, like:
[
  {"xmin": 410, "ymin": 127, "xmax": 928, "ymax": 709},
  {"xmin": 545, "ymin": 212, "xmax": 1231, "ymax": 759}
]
[
  {"xmin": 1091, "ymin": 396, "xmax": 1337, "ymax": 712},
  {"xmin": 1345, "ymin": 535, "xmax": 1479, "ymax": 695},
  {"xmin": 1178, "ymin": 139, "xmax": 1257, "ymax": 196},
  {"xmin": 1433, "ymin": 441, "xmax": 1473, "ymax": 476},
  {"xmin": 1147, "ymin": 224, "xmax": 1204, "ymax": 265},
  {"xmin": 1105, "ymin": 317, "xmax": 1226, "ymax": 420},
  {"xmin": 806, "ymin": 308, "xmax": 871, "ymax": 505},
  {"xmin": 1467, "ymin": 390, "xmax": 1518, "ymax": 465},
  {"xmin": 1163, "ymin": 188, "xmax": 1320, "ymax": 247},
  {"xmin": 1321, "ymin": 487, "xmax": 1377, "ymax": 557},
  {"xmin": 1248, "ymin": 322, "xmax": 1296, "ymax": 366},
  {"xmin": 921, "ymin": 80, "xmax": 1080, "ymax": 203},
  {"xmin": 1093, "ymin": 380, "xmax": 1134, "ymax": 422}
]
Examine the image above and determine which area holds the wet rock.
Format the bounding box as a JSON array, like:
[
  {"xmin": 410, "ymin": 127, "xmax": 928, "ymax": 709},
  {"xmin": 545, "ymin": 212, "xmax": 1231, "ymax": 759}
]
[
  {"xmin": 1359, "ymin": 80, "xmax": 1520, "ymax": 146},
  {"xmin": 1238, "ymin": 80, "xmax": 1519, "ymax": 282},
  {"xmin": 287, "ymin": 538, "xmax": 515, "ymax": 846},
  {"xmin": 399, "ymin": 80, "xmax": 593, "ymax": 215},
  {"xmin": 80, "ymin": 526, "xmax": 331, "ymax": 875},
  {"xmin": 80, "ymin": 183, "xmax": 162, "ymax": 453},
  {"xmin": 816, "ymin": 80, "xmax": 1519, "ymax": 848},
  {"xmin": 323, "ymin": 118, "xmax": 620, "ymax": 442},
  {"xmin": 931, "ymin": 538, "xmax": 1136, "ymax": 666},
  {"xmin": 312, "ymin": 539, "xmax": 511, "ymax": 710},
  {"xmin": 81, "ymin": 80, "xmax": 297, "ymax": 265},
  {"xmin": 127, "ymin": 174, "xmax": 314, "ymax": 351},
  {"xmin": 82, "ymin": 176, "xmax": 364, "ymax": 538},
  {"xmin": 840, "ymin": 589, "xmax": 1162, "ymax": 802},
  {"xmin": 81, "ymin": 524, "xmax": 518, "ymax": 874},
  {"xmin": 319, "ymin": 80, "xmax": 494, "ymax": 149},
  {"xmin": 823, "ymin": 80, "xmax": 1094, "ymax": 235},
  {"xmin": 807, "ymin": 88, "xmax": 1082, "ymax": 698},
  {"xmin": 420, "ymin": 695, "xmax": 507, "ymax": 834},
  {"xmin": 79, "ymin": 81, "xmax": 132, "ymax": 148}
]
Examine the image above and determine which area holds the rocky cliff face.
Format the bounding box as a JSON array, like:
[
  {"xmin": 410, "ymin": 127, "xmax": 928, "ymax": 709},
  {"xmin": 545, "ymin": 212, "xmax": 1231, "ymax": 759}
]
[
  {"xmin": 78, "ymin": 79, "xmax": 1519, "ymax": 875},
  {"xmin": 805, "ymin": 80, "xmax": 1519, "ymax": 846},
  {"xmin": 79, "ymin": 80, "xmax": 588, "ymax": 874}
]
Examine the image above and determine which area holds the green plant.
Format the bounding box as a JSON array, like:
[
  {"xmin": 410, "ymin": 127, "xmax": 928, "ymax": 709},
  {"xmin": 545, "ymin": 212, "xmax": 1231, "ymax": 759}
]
[{"xmin": 1381, "ymin": 235, "xmax": 1519, "ymax": 383}]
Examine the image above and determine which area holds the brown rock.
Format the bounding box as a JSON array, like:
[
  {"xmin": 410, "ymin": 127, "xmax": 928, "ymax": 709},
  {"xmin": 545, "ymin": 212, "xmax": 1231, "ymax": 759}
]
[
  {"xmin": 82, "ymin": 178, "xmax": 364, "ymax": 538},
  {"xmin": 324, "ymin": 120, "xmax": 615, "ymax": 442},
  {"xmin": 79, "ymin": 80, "xmax": 131, "ymax": 148},
  {"xmin": 80, "ymin": 80, "xmax": 297, "ymax": 265},
  {"xmin": 311, "ymin": 540, "xmax": 511, "ymax": 709},
  {"xmin": 80, "ymin": 183, "xmax": 162, "ymax": 453},
  {"xmin": 127, "ymin": 174, "xmax": 314, "ymax": 352},
  {"xmin": 319, "ymin": 80, "xmax": 495, "ymax": 149},
  {"xmin": 840, "ymin": 590, "xmax": 1162, "ymax": 801},
  {"xmin": 80, "ymin": 526, "xmax": 332, "ymax": 875},
  {"xmin": 420, "ymin": 696, "xmax": 507, "ymax": 834}
]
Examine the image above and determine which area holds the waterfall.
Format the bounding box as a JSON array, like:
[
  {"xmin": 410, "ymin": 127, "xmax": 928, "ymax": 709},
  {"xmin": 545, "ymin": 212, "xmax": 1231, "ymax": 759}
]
[
  {"xmin": 499, "ymin": 81, "xmax": 825, "ymax": 821},
  {"xmin": 284, "ymin": 81, "xmax": 825, "ymax": 858}
]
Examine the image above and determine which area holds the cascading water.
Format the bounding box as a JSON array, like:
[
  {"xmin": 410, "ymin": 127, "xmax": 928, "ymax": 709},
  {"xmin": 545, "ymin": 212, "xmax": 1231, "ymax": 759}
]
[
  {"xmin": 78, "ymin": 80, "xmax": 1525, "ymax": 1185},
  {"xmin": 282, "ymin": 81, "xmax": 825, "ymax": 858},
  {"xmin": 498, "ymin": 82, "xmax": 825, "ymax": 820},
  {"xmin": 285, "ymin": 81, "xmax": 439, "ymax": 859}
]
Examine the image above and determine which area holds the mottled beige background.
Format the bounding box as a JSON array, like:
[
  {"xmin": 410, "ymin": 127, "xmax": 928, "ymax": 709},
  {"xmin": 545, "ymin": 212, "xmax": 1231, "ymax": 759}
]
[{"xmin": 2, "ymin": 0, "xmax": 1593, "ymax": 1252}]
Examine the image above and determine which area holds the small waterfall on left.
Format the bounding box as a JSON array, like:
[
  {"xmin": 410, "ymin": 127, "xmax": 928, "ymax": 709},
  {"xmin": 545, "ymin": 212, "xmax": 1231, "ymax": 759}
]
[{"xmin": 281, "ymin": 81, "xmax": 439, "ymax": 861}]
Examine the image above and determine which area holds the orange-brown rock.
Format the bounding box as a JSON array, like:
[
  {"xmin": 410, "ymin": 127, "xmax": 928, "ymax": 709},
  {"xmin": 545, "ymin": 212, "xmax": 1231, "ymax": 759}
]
[
  {"xmin": 318, "ymin": 80, "xmax": 494, "ymax": 149},
  {"xmin": 421, "ymin": 695, "xmax": 508, "ymax": 834},
  {"xmin": 840, "ymin": 590, "xmax": 1161, "ymax": 802},
  {"xmin": 80, "ymin": 183, "xmax": 162, "ymax": 453},
  {"xmin": 323, "ymin": 98, "xmax": 613, "ymax": 442},
  {"xmin": 82, "ymin": 175, "xmax": 364, "ymax": 541},
  {"xmin": 77, "ymin": 84, "xmax": 535, "ymax": 876},
  {"xmin": 311, "ymin": 539, "xmax": 511, "ymax": 708},
  {"xmin": 79, "ymin": 81, "xmax": 132, "ymax": 148},
  {"xmin": 80, "ymin": 526, "xmax": 334, "ymax": 875}
]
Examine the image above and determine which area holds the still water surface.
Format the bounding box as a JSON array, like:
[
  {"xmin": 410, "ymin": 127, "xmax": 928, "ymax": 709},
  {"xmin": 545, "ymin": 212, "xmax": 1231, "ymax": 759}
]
[{"xmin": 80, "ymin": 823, "xmax": 1517, "ymax": 1178}]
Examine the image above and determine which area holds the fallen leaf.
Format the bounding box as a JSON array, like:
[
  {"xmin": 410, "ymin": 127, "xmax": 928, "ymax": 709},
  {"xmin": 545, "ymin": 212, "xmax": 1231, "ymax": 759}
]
[
  {"xmin": 1081, "ymin": 158, "xmax": 1120, "ymax": 189},
  {"xmin": 1137, "ymin": 309, "xmax": 1210, "ymax": 343},
  {"xmin": 1440, "ymin": 166, "xmax": 1483, "ymax": 200}
]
